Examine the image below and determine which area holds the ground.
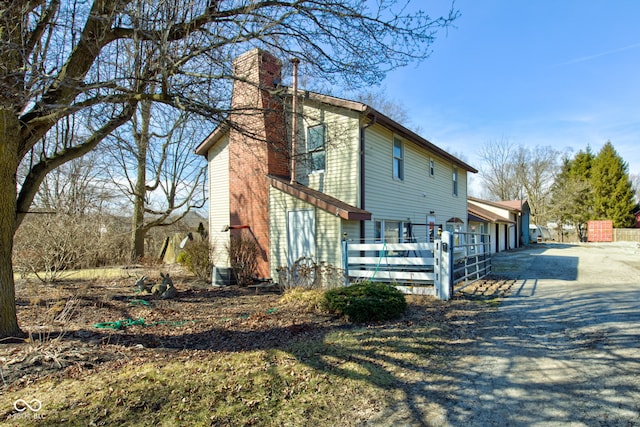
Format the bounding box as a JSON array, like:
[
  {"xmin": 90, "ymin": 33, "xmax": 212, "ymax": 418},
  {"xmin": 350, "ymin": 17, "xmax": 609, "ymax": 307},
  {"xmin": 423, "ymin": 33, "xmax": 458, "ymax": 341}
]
[{"xmin": 1, "ymin": 267, "xmax": 513, "ymax": 409}]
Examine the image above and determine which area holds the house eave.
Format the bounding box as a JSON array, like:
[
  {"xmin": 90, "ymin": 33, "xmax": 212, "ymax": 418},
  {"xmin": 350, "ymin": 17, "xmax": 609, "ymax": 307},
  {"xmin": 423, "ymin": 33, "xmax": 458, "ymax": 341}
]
[
  {"xmin": 468, "ymin": 205, "xmax": 515, "ymax": 224},
  {"xmin": 269, "ymin": 175, "xmax": 372, "ymax": 221},
  {"xmin": 195, "ymin": 125, "xmax": 228, "ymax": 156}
]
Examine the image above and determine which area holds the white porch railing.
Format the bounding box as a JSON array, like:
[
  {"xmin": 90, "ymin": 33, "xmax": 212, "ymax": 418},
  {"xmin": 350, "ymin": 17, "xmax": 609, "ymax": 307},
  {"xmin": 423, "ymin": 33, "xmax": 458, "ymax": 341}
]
[{"xmin": 343, "ymin": 231, "xmax": 492, "ymax": 300}]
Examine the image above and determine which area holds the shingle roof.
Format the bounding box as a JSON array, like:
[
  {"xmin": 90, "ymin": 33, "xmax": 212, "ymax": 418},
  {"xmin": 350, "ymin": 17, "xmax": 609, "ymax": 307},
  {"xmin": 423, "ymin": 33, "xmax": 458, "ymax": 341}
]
[
  {"xmin": 268, "ymin": 175, "xmax": 371, "ymax": 221},
  {"xmin": 467, "ymin": 203, "xmax": 515, "ymax": 224}
]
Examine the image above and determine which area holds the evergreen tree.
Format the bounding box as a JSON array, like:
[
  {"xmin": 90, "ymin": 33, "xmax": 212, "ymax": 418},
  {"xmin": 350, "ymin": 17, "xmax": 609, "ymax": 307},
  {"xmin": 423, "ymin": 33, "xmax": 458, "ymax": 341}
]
[
  {"xmin": 549, "ymin": 156, "xmax": 593, "ymax": 241},
  {"xmin": 591, "ymin": 142, "xmax": 635, "ymax": 227}
]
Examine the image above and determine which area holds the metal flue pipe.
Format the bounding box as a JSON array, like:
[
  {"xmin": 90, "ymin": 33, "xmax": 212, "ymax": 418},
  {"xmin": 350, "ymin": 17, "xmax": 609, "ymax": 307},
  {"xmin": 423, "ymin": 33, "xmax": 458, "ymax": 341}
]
[{"xmin": 290, "ymin": 57, "xmax": 300, "ymax": 184}]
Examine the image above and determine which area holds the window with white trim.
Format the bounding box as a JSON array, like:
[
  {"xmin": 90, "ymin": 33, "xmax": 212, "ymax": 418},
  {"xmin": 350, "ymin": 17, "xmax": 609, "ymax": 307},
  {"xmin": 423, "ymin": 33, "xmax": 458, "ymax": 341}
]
[
  {"xmin": 393, "ymin": 137, "xmax": 404, "ymax": 181},
  {"xmin": 306, "ymin": 124, "xmax": 326, "ymax": 172},
  {"xmin": 429, "ymin": 158, "xmax": 435, "ymax": 177}
]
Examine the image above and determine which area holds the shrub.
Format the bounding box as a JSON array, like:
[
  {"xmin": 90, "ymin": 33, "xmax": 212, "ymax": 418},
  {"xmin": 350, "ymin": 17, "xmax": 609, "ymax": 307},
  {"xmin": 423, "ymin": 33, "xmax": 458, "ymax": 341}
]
[
  {"xmin": 181, "ymin": 238, "xmax": 214, "ymax": 281},
  {"xmin": 14, "ymin": 213, "xmax": 98, "ymax": 281},
  {"xmin": 176, "ymin": 251, "xmax": 190, "ymax": 265},
  {"xmin": 227, "ymin": 235, "xmax": 258, "ymax": 287},
  {"xmin": 280, "ymin": 288, "xmax": 327, "ymax": 313},
  {"xmin": 323, "ymin": 282, "xmax": 407, "ymax": 323}
]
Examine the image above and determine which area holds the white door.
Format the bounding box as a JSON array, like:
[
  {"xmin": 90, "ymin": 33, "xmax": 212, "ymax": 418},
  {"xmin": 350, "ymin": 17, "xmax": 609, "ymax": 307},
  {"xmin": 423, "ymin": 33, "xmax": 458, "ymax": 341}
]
[{"xmin": 287, "ymin": 209, "xmax": 316, "ymax": 265}]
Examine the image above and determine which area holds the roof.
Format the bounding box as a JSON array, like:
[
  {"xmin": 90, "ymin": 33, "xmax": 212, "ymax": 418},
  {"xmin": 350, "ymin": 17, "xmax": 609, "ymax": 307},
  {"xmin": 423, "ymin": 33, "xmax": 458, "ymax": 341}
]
[
  {"xmin": 268, "ymin": 175, "xmax": 372, "ymax": 221},
  {"xmin": 495, "ymin": 199, "xmax": 528, "ymax": 211},
  {"xmin": 195, "ymin": 124, "xmax": 228, "ymax": 156},
  {"xmin": 195, "ymin": 88, "xmax": 478, "ymax": 173},
  {"xmin": 468, "ymin": 197, "xmax": 526, "ymax": 213},
  {"xmin": 293, "ymin": 89, "xmax": 477, "ymax": 173},
  {"xmin": 468, "ymin": 203, "xmax": 515, "ymax": 224}
]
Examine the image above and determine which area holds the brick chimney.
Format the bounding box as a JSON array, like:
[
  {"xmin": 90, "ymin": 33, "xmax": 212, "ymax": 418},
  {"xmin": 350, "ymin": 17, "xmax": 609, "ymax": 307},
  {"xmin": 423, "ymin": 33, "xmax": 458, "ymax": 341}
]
[{"xmin": 228, "ymin": 49, "xmax": 289, "ymax": 278}]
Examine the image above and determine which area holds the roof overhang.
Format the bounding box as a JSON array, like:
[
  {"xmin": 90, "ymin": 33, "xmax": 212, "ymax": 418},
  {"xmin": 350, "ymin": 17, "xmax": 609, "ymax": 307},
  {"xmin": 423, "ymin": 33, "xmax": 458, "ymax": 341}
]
[
  {"xmin": 468, "ymin": 204, "xmax": 515, "ymax": 224},
  {"xmin": 269, "ymin": 175, "xmax": 371, "ymax": 221},
  {"xmin": 195, "ymin": 124, "xmax": 228, "ymax": 156}
]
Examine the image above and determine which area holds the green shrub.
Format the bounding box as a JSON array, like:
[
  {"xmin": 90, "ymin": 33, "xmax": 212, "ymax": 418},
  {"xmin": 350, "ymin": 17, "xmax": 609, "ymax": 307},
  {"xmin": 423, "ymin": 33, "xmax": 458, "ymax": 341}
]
[
  {"xmin": 323, "ymin": 282, "xmax": 407, "ymax": 323},
  {"xmin": 176, "ymin": 251, "xmax": 190, "ymax": 265}
]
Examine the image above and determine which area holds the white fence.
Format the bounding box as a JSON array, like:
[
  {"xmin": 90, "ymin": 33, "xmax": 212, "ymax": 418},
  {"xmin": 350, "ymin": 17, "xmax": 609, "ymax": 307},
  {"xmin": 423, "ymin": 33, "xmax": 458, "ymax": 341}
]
[{"xmin": 343, "ymin": 231, "xmax": 492, "ymax": 300}]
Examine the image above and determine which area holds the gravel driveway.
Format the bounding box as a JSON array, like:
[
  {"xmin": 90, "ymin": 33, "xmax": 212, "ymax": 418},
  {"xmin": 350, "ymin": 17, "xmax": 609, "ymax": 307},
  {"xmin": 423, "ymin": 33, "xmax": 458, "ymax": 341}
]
[{"xmin": 429, "ymin": 242, "xmax": 640, "ymax": 426}]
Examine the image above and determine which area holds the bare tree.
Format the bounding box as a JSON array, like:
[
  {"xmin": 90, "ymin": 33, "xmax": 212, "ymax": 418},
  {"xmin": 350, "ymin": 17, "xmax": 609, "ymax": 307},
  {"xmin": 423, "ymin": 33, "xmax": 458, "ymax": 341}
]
[
  {"xmin": 514, "ymin": 145, "xmax": 560, "ymax": 224},
  {"xmin": 479, "ymin": 139, "xmax": 559, "ymax": 224},
  {"xmin": 106, "ymin": 103, "xmax": 207, "ymax": 261},
  {"xmin": 1, "ymin": 0, "xmax": 459, "ymax": 338},
  {"xmin": 354, "ymin": 90, "xmax": 411, "ymax": 127},
  {"xmin": 479, "ymin": 138, "xmax": 520, "ymax": 200},
  {"xmin": 630, "ymin": 173, "xmax": 640, "ymax": 204}
]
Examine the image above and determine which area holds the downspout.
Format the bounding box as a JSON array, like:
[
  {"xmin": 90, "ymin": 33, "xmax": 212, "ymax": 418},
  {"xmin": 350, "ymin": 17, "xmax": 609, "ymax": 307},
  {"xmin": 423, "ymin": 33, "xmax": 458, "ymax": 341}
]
[
  {"xmin": 290, "ymin": 58, "xmax": 300, "ymax": 184},
  {"xmin": 359, "ymin": 114, "xmax": 376, "ymax": 241}
]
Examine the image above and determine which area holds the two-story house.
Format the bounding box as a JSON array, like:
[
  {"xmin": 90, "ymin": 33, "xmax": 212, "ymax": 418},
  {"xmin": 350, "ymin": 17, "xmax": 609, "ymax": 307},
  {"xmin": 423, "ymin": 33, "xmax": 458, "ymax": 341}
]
[{"xmin": 195, "ymin": 49, "xmax": 477, "ymax": 283}]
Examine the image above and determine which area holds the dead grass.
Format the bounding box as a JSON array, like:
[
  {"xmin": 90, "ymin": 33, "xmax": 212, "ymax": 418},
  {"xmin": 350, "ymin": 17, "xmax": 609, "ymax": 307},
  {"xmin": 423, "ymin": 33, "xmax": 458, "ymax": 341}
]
[{"xmin": 0, "ymin": 272, "xmax": 514, "ymax": 426}]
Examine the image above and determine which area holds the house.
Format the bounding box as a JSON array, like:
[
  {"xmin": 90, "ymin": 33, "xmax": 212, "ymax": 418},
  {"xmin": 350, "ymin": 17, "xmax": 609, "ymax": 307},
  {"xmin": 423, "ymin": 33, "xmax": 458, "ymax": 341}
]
[
  {"xmin": 195, "ymin": 49, "xmax": 477, "ymax": 282},
  {"xmin": 467, "ymin": 197, "xmax": 530, "ymax": 253}
]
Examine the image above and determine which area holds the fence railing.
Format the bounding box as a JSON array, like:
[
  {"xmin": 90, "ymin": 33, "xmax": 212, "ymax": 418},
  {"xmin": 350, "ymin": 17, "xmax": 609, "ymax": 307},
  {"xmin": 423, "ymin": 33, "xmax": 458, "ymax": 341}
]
[
  {"xmin": 451, "ymin": 231, "xmax": 492, "ymax": 292},
  {"xmin": 343, "ymin": 231, "xmax": 492, "ymax": 300},
  {"xmin": 343, "ymin": 242, "xmax": 435, "ymax": 294}
]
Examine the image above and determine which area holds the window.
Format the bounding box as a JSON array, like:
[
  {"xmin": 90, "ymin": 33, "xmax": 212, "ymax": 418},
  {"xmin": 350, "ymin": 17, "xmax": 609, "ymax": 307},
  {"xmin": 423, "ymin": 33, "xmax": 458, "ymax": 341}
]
[
  {"xmin": 429, "ymin": 158, "xmax": 435, "ymax": 177},
  {"xmin": 374, "ymin": 220, "xmax": 404, "ymax": 243},
  {"xmin": 306, "ymin": 124, "xmax": 326, "ymax": 172},
  {"xmin": 393, "ymin": 137, "xmax": 404, "ymax": 180},
  {"xmin": 452, "ymin": 168, "xmax": 458, "ymax": 196}
]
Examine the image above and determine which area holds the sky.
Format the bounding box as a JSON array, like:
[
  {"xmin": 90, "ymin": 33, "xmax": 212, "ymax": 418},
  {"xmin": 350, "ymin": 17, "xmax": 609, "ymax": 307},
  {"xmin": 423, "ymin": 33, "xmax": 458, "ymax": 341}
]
[{"xmin": 381, "ymin": 0, "xmax": 640, "ymax": 195}]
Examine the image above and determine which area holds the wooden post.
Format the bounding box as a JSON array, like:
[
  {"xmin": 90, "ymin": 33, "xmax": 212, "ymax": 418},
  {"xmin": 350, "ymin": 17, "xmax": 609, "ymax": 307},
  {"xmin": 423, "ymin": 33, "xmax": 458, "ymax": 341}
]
[{"xmin": 435, "ymin": 231, "xmax": 453, "ymax": 300}]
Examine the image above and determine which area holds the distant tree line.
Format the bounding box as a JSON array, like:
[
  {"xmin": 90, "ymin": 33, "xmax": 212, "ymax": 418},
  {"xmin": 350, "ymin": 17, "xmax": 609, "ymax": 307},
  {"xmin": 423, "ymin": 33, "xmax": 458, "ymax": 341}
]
[
  {"xmin": 549, "ymin": 142, "xmax": 637, "ymax": 240},
  {"xmin": 479, "ymin": 139, "xmax": 638, "ymax": 240}
]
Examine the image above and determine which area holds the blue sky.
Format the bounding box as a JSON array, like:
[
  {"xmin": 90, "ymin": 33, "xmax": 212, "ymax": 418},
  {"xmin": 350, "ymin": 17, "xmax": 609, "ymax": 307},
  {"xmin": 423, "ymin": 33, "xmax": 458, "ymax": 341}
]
[{"xmin": 382, "ymin": 0, "xmax": 640, "ymax": 194}]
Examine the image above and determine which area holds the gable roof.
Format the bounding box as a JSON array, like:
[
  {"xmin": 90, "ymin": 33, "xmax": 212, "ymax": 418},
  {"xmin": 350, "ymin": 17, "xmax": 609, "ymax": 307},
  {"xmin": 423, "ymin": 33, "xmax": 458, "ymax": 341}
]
[
  {"xmin": 468, "ymin": 203, "xmax": 515, "ymax": 224},
  {"xmin": 494, "ymin": 199, "xmax": 527, "ymax": 211},
  {"xmin": 268, "ymin": 175, "xmax": 371, "ymax": 221},
  {"xmin": 468, "ymin": 196, "xmax": 526, "ymax": 213}
]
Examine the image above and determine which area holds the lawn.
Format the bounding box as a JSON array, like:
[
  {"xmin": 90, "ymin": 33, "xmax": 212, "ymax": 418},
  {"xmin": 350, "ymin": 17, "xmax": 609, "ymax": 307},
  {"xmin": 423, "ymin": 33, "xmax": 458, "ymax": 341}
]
[{"xmin": 1, "ymin": 268, "xmax": 513, "ymax": 426}]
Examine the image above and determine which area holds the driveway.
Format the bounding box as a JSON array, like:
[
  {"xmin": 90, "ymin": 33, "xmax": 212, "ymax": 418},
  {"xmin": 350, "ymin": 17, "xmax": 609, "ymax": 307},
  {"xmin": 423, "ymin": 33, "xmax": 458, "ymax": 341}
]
[{"xmin": 430, "ymin": 242, "xmax": 640, "ymax": 426}]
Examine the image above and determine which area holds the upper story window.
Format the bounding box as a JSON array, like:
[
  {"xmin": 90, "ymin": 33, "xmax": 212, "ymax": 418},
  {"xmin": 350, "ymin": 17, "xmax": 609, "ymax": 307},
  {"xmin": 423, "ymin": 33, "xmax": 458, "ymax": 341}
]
[
  {"xmin": 452, "ymin": 168, "xmax": 458, "ymax": 196},
  {"xmin": 306, "ymin": 124, "xmax": 326, "ymax": 172},
  {"xmin": 393, "ymin": 137, "xmax": 404, "ymax": 181},
  {"xmin": 429, "ymin": 158, "xmax": 435, "ymax": 177}
]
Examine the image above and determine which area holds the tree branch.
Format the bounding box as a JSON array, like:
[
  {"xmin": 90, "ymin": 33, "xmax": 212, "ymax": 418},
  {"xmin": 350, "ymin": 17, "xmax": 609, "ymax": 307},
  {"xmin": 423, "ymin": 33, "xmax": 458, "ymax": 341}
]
[{"xmin": 16, "ymin": 102, "xmax": 136, "ymax": 226}]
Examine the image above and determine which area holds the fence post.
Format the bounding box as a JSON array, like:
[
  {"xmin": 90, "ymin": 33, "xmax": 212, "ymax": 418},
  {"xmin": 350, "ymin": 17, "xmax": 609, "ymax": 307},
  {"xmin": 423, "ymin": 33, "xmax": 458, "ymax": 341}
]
[
  {"xmin": 341, "ymin": 235, "xmax": 349, "ymax": 279},
  {"xmin": 437, "ymin": 231, "xmax": 453, "ymax": 301}
]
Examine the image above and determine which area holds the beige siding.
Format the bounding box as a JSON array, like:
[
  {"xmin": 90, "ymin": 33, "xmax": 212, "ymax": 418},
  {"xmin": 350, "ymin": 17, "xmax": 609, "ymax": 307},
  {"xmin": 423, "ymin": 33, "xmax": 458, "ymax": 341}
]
[
  {"xmin": 363, "ymin": 123, "xmax": 468, "ymax": 240},
  {"xmin": 269, "ymin": 187, "xmax": 344, "ymax": 279},
  {"xmin": 341, "ymin": 220, "xmax": 360, "ymax": 246},
  {"xmin": 295, "ymin": 101, "xmax": 361, "ymax": 206},
  {"xmin": 207, "ymin": 136, "xmax": 230, "ymax": 267}
]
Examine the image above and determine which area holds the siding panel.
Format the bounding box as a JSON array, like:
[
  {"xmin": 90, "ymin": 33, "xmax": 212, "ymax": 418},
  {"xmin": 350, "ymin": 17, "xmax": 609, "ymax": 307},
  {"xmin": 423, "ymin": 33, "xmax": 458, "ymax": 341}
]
[
  {"xmin": 363, "ymin": 124, "xmax": 468, "ymax": 240},
  {"xmin": 208, "ymin": 136, "xmax": 231, "ymax": 266}
]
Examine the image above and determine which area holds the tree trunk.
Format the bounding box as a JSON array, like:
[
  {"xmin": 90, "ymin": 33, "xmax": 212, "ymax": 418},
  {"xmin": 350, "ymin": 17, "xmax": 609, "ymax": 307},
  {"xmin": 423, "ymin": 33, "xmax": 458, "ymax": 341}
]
[
  {"xmin": 130, "ymin": 155, "xmax": 147, "ymax": 260},
  {"xmin": 130, "ymin": 101, "xmax": 151, "ymax": 261},
  {"xmin": 131, "ymin": 193, "xmax": 146, "ymax": 261},
  {"xmin": 0, "ymin": 109, "xmax": 24, "ymax": 338}
]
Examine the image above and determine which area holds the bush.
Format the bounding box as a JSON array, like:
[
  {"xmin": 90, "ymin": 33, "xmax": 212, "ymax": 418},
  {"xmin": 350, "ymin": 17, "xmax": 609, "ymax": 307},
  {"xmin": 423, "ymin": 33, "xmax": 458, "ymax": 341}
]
[
  {"xmin": 280, "ymin": 288, "xmax": 327, "ymax": 313},
  {"xmin": 180, "ymin": 238, "xmax": 214, "ymax": 281},
  {"xmin": 227, "ymin": 235, "xmax": 258, "ymax": 287},
  {"xmin": 323, "ymin": 282, "xmax": 407, "ymax": 323}
]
